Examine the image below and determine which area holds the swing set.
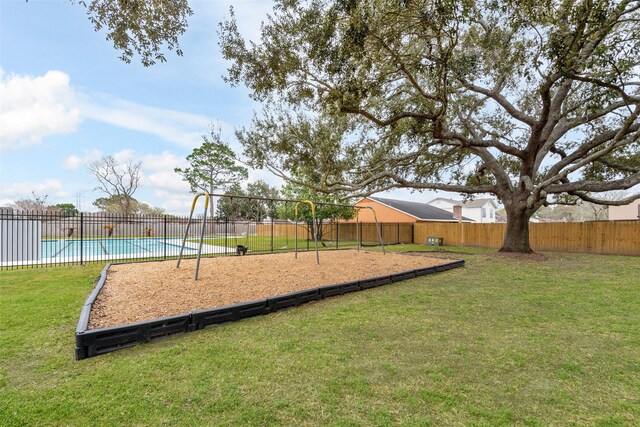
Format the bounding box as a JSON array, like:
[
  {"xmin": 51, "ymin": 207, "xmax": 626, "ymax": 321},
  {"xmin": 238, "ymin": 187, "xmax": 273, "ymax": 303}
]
[{"xmin": 176, "ymin": 193, "xmax": 386, "ymax": 280}]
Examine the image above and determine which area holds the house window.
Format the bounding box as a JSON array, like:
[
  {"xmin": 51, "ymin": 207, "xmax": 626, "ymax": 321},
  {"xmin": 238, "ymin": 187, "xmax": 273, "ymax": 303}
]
[{"xmin": 482, "ymin": 207, "xmax": 487, "ymax": 217}]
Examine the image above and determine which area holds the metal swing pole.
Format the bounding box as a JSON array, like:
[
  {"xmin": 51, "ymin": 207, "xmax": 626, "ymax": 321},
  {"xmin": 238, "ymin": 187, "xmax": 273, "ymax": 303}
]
[
  {"xmin": 177, "ymin": 193, "xmax": 203, "ymax": 268},
  {"xmin": 230, "ymin": 196, "xmax": 236, "ymax": 247},
  {"xmin": 354, "ymin": 206, "xmax": 385, "ymax": 254},
  {"xmin": 294, "ymin": 200, "xmax": 320, "ymax": 264},
  {"xmin": 285, "ymin": 201, "xmax": 289, "ymax": 247},
  {"xmin": 176, "ymin": 192, "xmax": 210, "ymax": 280},
  {"xmin": 356, "ymin": 209, "xmax": 360, "ymax": 252},
  {"xmin": 369, "ymin": 207, "xmax": 386, "ymax": 254},
  {"xmin": 194, "ymin": 194, "xmax": 210, "ymax": 280}
]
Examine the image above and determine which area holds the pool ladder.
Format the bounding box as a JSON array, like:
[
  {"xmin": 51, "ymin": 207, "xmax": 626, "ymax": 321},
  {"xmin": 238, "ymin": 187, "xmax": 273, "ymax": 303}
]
[{"xmin": 176, "ymin": 192, "xmax": 210, "ymax": 280}]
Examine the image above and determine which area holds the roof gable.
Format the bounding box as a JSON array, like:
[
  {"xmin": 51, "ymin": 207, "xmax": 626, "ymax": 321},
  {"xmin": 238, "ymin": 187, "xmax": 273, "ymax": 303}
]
[
  {"xmin": 428, "ymin": 197, "xmax": 457, "ymax": 205},
  {"xmin": 462, "ymin": 198, "xmax": 498, "ymax": 208},
  {"xmin": 428, "ymin": 197, "xmax": 498, "ymax": 209}
]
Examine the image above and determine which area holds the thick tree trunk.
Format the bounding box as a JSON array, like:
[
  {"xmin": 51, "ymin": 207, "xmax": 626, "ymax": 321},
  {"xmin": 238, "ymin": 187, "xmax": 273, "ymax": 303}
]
[{"xmin": 500, "ymin": 207, "xmax": 534, "ymax": 253}]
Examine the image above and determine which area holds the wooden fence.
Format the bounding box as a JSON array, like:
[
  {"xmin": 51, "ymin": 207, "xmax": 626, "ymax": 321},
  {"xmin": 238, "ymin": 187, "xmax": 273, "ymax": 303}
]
[
  {"xmin": 257, "ymin": 222, "xmax": 413, "ymax": 244},
  {"xmin": 414, "ymin": 220, "xmax": 640, "ymax": 256},
  {"xmin": 259, "ymin": 221, "xmax": 639, "ymax": 256}
]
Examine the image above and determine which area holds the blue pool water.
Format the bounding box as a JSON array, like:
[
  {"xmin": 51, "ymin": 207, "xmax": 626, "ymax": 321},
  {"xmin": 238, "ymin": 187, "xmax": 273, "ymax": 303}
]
[{"xmin": 42, "ymin": 238, "xmax": 195, "ymax": 259}]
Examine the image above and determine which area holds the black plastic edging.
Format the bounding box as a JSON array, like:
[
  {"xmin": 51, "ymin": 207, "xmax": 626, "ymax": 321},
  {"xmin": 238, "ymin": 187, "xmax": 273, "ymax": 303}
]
[
  {"xmin": 391, "ymin": 270, "xmax": 417, "ymax": 283},
  {"xmin": 266, "ymin": 288, "xmax": 321, "ymax": 312},
  {"xmin": 359, "ymin": 275, "xmax": 392, "ymax": 289},
  {"xmin": 319, "ymin": 280, "xmax": 360, "ymax": 298},
  {"xmin": 191, "ymin": 299, "xmax": 269, "ymax": 330},
  {"xmin": 76, "ymin": 313, "xmax": 191, "ymax": 358},
  {"xmin": 75, "ymin": 263, "xmax": 110, "ymax": 359},
  {"xmin": 75, "ymin": 259, "xmax": 465, "ymax": 360}
]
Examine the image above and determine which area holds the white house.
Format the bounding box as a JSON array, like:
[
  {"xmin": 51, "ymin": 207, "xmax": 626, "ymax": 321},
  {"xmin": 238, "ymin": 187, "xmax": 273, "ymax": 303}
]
[
  {"xmin": 608, "ymin": 199, "xmax": 640, "ymax": 220},
  {"xmin": 428, "ymin": 197, "xmax": 499, "ymax": 223}
]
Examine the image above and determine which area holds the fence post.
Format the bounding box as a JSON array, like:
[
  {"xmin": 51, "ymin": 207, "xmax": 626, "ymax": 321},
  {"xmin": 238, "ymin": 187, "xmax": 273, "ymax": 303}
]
[
  {"xmin": 270, "ymin": 217, "xmax": 274, "ymax": 253},
  {"xmin": 224, "ymin": 217, "xmax": 228, "ymax": 255},
  {"xmin": 411, "ymin": 223, "xmax": 415, "ymax": 244},
  {"xmin": 163, "ymin": 215, "xmax": 167, "ymax": 259},
  {"xmin": 336, "ymin": 220, "xmax": 339, "ymax": 249},
  {"xmin": 80, "ymin": 212, "xmax": 84, "ymax": 266}
]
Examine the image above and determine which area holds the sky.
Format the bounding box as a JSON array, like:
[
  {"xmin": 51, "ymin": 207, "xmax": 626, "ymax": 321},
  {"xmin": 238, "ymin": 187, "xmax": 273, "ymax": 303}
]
[{"xmin": 0, "ymin": 0, "xmax": 462, "ymax": 215}]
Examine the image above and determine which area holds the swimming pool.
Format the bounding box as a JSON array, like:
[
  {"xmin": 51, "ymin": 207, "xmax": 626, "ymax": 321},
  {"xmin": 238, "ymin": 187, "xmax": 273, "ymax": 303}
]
[{"xmin": 41, "ymin": 237, "xmax": 225, "ymax": 261}]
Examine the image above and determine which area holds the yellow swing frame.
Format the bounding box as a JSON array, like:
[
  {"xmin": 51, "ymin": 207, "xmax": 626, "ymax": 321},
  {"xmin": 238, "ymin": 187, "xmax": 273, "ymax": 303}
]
[
  {"xmin": 294, "ymin": 200, "xmax": 320, "ymax": 264},
  {"xmin": 176, "ymin": 192, "xmax": 210, "ymax": 280}
]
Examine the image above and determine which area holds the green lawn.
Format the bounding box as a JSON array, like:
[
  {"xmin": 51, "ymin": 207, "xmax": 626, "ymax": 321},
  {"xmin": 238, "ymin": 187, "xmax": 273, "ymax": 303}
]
[
  {"xmin": 1, "ymin": 247, "xmax": 638, "ymax": 425},
  {"xmin": 197, "ymin": 235, "xmax": 432, "ymax": 254},
  {"xmin": 196, "ymin": 235, "xmax": 363, "ymax": 253}
]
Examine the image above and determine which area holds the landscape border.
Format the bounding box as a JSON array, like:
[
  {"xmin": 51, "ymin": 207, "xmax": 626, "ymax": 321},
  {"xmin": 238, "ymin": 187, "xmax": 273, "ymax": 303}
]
[{"xmin": 75, "ymin": 257, "xmax": 465, "ymax": 360}]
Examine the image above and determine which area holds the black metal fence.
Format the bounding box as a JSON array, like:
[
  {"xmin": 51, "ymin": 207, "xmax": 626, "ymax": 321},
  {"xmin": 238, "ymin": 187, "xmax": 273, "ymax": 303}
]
[{"xmin": 0, "ymin": 210, "xmax": 412, "ymax": 270}]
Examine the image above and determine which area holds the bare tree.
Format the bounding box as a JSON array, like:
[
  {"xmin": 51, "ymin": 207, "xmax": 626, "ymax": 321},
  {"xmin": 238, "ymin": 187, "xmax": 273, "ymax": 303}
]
[
  {"xmin": 581, "ymin": 191, "xmax": 628, "ymax": 220},
  {"xmin": 88, "ymin": 156, "xmax": 142, "ymax": 215},
  {"xmin": 13, "ymin": 192, "xmax": 58, "ymax": 212}
]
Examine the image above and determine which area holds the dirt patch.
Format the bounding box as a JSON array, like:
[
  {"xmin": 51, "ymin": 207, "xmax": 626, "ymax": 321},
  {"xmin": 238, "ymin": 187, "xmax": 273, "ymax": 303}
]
[{"xmin": 89, "ymin": 250, "xmax": 452, "ymax": 329}]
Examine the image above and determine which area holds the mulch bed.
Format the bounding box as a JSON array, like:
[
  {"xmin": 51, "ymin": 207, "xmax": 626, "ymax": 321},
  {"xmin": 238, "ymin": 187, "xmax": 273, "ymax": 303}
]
[{"xmin": 89, "ymin": 250, "xmax": 451, "ymax": 329}]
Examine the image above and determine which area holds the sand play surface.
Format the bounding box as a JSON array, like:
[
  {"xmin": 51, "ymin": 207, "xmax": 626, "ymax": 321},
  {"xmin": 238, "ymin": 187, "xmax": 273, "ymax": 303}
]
[{"xmin": 88, "ymin": 250, "xmax": 452, "ymax": 329}]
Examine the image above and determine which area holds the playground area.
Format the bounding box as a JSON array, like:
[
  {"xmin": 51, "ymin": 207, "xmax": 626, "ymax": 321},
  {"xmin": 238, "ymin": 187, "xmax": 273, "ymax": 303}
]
[
  {"xmin": 72, "ymin": 193, "xmax": 460, "ymax": 359},
  {"xmin": 88, "ymin": 250, "xmax": 450, "ymax": 329}
]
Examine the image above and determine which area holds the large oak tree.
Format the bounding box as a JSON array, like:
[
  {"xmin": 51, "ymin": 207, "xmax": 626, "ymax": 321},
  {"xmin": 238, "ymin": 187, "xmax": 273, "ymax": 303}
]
[
  {"xmin": 73, "ymin": 0, "xmax": 192, "ymax": 66},
  {"xmin": 220, "ymin": 0, "xmax": 640, "ymax": 253}
]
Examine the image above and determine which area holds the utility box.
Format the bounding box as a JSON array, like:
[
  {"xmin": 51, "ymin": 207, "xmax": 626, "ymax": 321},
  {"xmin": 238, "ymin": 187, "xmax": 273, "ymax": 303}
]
[{"xmin": 426, "ymin": 236, "xmax": 444, "ymax": 246}]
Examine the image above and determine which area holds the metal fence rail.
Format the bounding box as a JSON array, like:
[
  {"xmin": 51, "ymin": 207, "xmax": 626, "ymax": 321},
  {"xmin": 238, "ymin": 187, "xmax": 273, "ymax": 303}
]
[
  {"xmin": 0, "ymin": 210, "xmax": 400, "ymax": 270},
  {"xmin": 2, "ymin": 210, "xmax": 636, "ymax": 269}
]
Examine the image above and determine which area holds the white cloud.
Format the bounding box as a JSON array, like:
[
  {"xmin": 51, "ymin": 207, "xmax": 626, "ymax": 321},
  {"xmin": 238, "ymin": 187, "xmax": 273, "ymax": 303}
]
[
  {"xmin": 64, "ymin": 148, "xmax": 135, "ymax": 172},
  {"xmin": 142, "ymin": 150, "xmax": 187, "ymax": 171},
  {"xmin": 151, "ymin": 190, "xmax": 194, "ymax": 214},
  {"xmin": 139, "ymin": 150, "xmax": 191, "ymax": 193},
  {"xmin": 64, "ymin": 155, "xmax": 85, "ymax": 171},
  {"xmin": 0, "ymin": 69, "xmax": 81, "ymax": 150},
  {"xmin": 245, "ymin": 168, "xmax": 284, "ymax": 189},
  {"xmin": 80, "ymin": 93, "xmax": 214, "ymax": 148},
  {"xmin": 63, "ymin": 148, "xmax": 103, "ymax": 170},
  {"xmin": 144, "ymin": 171, "xmax": 191, "ymax": 193},
  {"xmin": 113, "ymin": 148, "xmax": 136, "ymax": 163},
  {"xmin": 0, "ymin": 69, "xmax": 217, "ymax": 151},
  {"xmin": 0, "ymin": 178, "xmax": 70, "ymax": 201}
]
